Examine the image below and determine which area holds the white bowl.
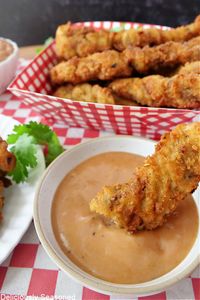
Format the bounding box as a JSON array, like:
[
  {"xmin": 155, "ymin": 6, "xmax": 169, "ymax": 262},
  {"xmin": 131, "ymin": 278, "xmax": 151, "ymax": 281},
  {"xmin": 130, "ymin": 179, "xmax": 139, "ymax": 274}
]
[
  {"xmin": 0, "ymin": 38, "xmax": 19, "ymax": 94},
  {"xmin": 33, "ymin": 136, "xmax": 200, "ymax": 296}
]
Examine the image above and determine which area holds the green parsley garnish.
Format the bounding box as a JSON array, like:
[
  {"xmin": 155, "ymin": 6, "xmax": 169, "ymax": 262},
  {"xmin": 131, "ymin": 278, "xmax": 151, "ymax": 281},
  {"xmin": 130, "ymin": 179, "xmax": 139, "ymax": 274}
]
[{"xmin": 7, "ymin": 122, "xmax": 65, "ymax": 183}]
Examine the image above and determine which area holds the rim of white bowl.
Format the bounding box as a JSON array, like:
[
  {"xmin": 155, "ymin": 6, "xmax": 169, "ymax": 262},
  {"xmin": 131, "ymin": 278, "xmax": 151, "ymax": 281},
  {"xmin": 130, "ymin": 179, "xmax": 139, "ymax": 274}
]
[
  {"xmin": 33, "ymin": 135, "xmax": 200, "ymax": 296},
  {"xmin": 0, "ymin": 37, "xmax": 19, "ymax": 67}
]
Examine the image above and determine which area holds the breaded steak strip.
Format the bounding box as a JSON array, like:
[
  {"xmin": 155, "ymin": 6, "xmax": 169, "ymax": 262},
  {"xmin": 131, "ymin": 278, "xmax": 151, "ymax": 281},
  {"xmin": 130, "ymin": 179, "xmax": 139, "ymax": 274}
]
[
  {"xmin": 50, "ymin": 50, "xmax": 132, "ymax": 84},
  {"xmin": 54, "ymin": 83, "xmax": 115, "ymax": 104},
  {"xmin": 90, "ymin": 122, "xmax": 200, "ymax": 233},
  {"xmin": 50, "ymin": 37, "xmax": 200, "ymax": 84},
  {"xmin": 124, "ymin": 36, "xmax": 200, "ymax": 74},
  {"xmin": 56, "ymin": 23, "xmax": 114, "ymax": 60},
  {"xmin": 113, "ymin": 15, "xmax": 200, "ymax": 50},
  {"xmin": 55, "ymin": 16, "xmax": 200, "ymax": 59},
  {"xmin": 109, "ymin": 73, "xmax": 200, "ymax": 109}
]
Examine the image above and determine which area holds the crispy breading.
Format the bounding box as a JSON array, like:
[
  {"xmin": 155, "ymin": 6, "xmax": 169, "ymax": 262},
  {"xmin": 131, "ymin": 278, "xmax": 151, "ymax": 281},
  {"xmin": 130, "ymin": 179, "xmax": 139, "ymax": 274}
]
[
  {"xmin": 56, "ymin": 23, "xmax": 114, "ymax": 60},
  {"xmin": 124, "ymin": 36, "xmax": 200, "ymax": 74},
  {"xmin": 90, "ymin": 122, "xmax": 200, "ymax": 233},
  {"xmin": 50, "ymin": 37, "xmax": 200, "ymax": 84},
  {"xmin": 109, "ymin": 63, "xmax": 200, "ymax": 109},
  {"xmin": 50, "ymin": 50, "xmax": 132, "ymax": 84},
  {"xmin": 165, "ymin": 61, "xmax": 200, "ymax": 77},
  {"xmin": 54, "ymin": 83, "xmax": 115, "ymax": 104},
  {"xmin": 0, "ymin": 138, "xmax": 16, "ymax": 222},
  {"xmin": 0, "ymin": 138, "xmax": 16, "ymax": 172},
  {"xmin": 113, "ymin": 15, "xmax": 200, "ymax": 50},
  {"xmin": 173, "ymin": 61, "xmax": 200, "ymax": 75},
  {"xmin": 54, "ymin": 84, "xmax": 140, "ymax": 106},
  {"xmin": 55, "ymin": 16, "xmax": 200, "ymax": 59}
]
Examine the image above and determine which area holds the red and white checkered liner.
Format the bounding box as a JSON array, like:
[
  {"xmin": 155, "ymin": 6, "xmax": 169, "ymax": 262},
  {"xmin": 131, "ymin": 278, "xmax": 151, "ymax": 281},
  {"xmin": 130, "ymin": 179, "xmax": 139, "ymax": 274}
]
[
  {"xmin": 0, "ymin": 60, "xmax": 200, "ymax": 299},
  {"xmin": 8, "ymin": 21, "xmax": 200, "ymax": 140}
]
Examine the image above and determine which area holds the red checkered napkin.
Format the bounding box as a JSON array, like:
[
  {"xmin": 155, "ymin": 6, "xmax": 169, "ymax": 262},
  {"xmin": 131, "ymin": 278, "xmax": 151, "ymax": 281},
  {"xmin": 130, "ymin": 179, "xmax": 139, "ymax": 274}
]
[
  {"xmin": 0, "ymin": 220, "xmax": 199, "ymax": 299},
  {"xmin": 8, "ymin": 22, "xmax": 200, "ymax": 140}
]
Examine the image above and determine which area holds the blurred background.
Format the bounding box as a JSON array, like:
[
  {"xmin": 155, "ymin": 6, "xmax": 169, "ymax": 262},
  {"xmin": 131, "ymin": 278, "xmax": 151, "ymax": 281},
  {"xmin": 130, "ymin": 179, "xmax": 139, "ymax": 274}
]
[{"xmin": 0, "ymin": 0, "xmax": 200, "ymax": 46}]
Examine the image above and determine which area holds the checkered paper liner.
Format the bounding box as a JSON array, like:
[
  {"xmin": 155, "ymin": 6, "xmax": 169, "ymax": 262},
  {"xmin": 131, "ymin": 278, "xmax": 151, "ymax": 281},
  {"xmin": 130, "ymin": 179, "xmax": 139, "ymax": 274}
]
[
  {"xmin": 8, "ymin": 21, "xmax": 200, "ymax": 140},
  {"xmin": 0, "ymin": 61, "xmax": 200, "ymax": 300}
]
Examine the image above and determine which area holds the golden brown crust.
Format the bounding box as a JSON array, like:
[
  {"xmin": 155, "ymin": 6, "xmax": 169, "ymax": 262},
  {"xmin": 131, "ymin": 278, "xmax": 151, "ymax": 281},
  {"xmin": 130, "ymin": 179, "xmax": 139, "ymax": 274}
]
[
  {"xmin": 56, "ymin": 23, "xmax": 114, "ymax": 60},
  {"xmin": 0, "ymin": 138, "xmax": 16, "ymax": 222},
  {"xmin": 0, "ymin": 138, "xmax": 16, "ymax": 172},
  {"xmin": 55, "ymin": 16, "xmax": 200, "ymax": 59},
  {"xmin": 90, "ymin": 122, "xmax": 200, "ymax": 233},
  {"xmin": 54, "ymin": 83, "xmax": 115, "ymax": 104},
  {"xmin": 124, "ymin": 36, "xmax": 200, "ymax": 74},
  {"xmin": 109, "ymin": 62, "xmax": 200, "ymax": 109},
  {"xmin": 113, "ymin": 15, "xmax": 200, "ymax": 51},
  {"xmin": 54, "ymin": 84, "xmax": 141, "ymax": 106},
  {"xmin": 51, "ymin": 37, "xmax": 200, "ymax": 85},
  {"xmin": 50, "ymin": 50, "xmax": 132, "ymax": 84}
]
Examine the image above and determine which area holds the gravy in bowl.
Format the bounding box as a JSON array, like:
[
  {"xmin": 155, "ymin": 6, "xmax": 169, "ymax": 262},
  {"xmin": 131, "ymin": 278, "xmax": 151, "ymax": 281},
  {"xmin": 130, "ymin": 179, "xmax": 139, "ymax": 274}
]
[{"xmin": 52, "ymin": 152, "xmax": 198, "ymax": 284}]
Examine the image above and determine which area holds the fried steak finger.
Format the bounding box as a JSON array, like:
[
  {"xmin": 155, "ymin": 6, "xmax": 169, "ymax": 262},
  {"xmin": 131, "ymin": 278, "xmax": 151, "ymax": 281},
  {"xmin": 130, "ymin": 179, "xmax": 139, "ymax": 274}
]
[
  {"xmin": 56, "ymin": 23, "xmax": 114, "ymax": 60},
  {"xmin": 124, "ymin": 36, "xmax": 200, "ymax": 74},
  {"xmin": 90, "ymin": 122, "xmax": 200, "ymax": 233},
  {"xmin": 56, "ymin": 16, "xmax": 200, "ymax": 59},
  {"xmin": 54, "ymin": 83, "xmax": 115, "ymax": 104},
  {"xmin": 54, "ymin": 84, "xmax": 140, "ymax": 106},
  {"xmin": 109, "ymin": 63, "xmax": 200, "ymax": 109},
  {"xmin": 51, "ymin": 37, "xmax": 200, "ymax": 85},
  {"xmin": 113, "ymin": 15, "xmax": 200, "ymax": 50},
  {"xmin": 50, "ymin": 50, "xmax": 132, "ymax": 84}
]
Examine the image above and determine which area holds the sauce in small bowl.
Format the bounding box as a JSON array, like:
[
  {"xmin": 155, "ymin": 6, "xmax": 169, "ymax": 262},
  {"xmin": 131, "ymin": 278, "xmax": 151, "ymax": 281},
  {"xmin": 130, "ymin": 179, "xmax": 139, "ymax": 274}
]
[
  {"xmin": 0, "ymin": 39, "xmax": 13, "ymax": 62},
  {"xmin": 52, "ymin": 151, "xmax": 199, "ymax": 284},
  {"xmin": 34, "ymin": 136, "xmax": 200, "ymax": 296},
  {"xmin": 0, "ymin": 38, "xmax": 18, "ymax": 94}
]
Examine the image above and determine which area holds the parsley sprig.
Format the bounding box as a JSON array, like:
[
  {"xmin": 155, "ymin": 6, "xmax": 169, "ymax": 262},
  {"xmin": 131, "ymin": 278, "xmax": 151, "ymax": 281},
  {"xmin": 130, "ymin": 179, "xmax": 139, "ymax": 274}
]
[{"xmin": 7, "ymin": 122, "xmax": 65, "ymax": 183}]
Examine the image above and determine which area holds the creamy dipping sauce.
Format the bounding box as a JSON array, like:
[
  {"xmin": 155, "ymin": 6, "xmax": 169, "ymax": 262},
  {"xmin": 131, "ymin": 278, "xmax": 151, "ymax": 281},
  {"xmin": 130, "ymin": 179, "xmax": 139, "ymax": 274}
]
[
  {"xmin": 0, "ymin": 40, "xmax": 13, "ymax": 62},
  {"xmin": 52, "ymin": 152, "xmax": 199, "ymax": 284}
]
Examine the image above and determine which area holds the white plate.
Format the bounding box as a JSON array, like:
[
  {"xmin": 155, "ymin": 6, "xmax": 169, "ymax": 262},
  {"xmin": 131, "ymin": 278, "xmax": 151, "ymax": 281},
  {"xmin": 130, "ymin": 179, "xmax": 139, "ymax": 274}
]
[
  {"xmin": 34, "ymin": 135, "xmax": 200, "ymax": 296},
  {"xmin": 0, "ymin": 114, "xmax": 45, "ymax": 264}
]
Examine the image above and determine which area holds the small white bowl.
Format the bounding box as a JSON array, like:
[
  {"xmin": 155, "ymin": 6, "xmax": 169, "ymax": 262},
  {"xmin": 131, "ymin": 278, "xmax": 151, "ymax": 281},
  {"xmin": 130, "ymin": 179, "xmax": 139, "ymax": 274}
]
[
  {"xmin": 0, "ymin": 38, "xmax": 19, "ymax": 94},
  {"xmin": 33, "ymin": 136, "xmax": 200, "ymax": 296}
]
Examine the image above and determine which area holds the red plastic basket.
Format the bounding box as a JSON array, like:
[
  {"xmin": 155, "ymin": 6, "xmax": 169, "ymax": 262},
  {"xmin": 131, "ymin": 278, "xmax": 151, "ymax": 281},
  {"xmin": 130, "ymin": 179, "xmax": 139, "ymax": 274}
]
[{"xmin": 8, "ymin": 21, "xmax": 199, "ymax": 140}]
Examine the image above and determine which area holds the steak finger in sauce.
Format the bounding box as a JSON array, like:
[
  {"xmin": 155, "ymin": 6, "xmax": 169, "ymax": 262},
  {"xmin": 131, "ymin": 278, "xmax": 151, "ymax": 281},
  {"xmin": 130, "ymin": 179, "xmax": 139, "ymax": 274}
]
[{"xmin": 52, "ymin": 152, "xmax": 199, "ymax": 284}]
